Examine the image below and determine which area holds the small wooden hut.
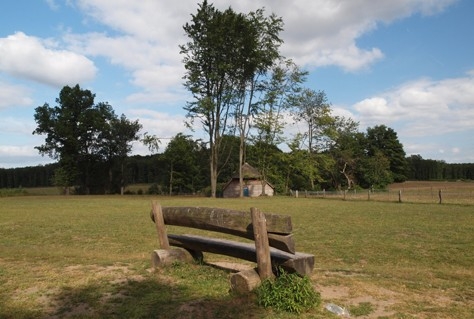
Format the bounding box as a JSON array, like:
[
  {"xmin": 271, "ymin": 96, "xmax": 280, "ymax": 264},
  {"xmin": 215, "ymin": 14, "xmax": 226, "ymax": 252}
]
[{"xmin": 222, "ymin": 163, "xmax": 274, "ymax": 198}]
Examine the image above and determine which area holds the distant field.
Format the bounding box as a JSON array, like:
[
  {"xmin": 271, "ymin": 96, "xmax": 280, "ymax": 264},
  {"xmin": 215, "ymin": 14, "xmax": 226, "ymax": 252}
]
[
  {"xmin": 0, "ymin": 196, "xmax": 473, "ymax": 318},
  {"xmin": 303, "ymin": 180, "xmax": 474, "ymax": 205},
  {"xmin": 387, "ymin": 180, "xmax": 474, "ymax": 204}
]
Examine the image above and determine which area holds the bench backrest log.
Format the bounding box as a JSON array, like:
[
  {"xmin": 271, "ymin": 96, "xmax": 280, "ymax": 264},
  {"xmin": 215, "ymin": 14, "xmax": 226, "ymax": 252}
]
[{"xmin": 150, "ymin": 201, "xmax": 314, "ymax": 278}]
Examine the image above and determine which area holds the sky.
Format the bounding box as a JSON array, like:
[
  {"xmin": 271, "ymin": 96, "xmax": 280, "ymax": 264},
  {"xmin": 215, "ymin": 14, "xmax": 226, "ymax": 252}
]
[{"xmin": 1, "ymin": 0, "xmax": 473, "ymax": 169}]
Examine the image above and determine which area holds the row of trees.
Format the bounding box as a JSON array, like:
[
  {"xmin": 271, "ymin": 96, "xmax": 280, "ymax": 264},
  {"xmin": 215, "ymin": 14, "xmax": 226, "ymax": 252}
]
[
  {"xmin": 2, "ymin": 135, "xmax": 473, "ymax": 193},
  {"xmin": 406, "ymin": 155, "xmax": 474, "ymax": 181}
]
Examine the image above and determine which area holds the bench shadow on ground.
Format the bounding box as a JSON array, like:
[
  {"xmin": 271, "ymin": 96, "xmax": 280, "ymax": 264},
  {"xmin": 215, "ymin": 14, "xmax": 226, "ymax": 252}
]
[{"xmin": 35, "ymin": 267, "xmax": 262, "ymax": 319}]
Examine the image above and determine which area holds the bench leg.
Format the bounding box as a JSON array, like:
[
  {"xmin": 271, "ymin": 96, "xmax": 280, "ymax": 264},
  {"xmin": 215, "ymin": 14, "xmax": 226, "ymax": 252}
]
[
  {"xmin": 151, "ymin": 249, "xmax": 193, "ymax": 267},
  {"xmin": 230, "ymin": 269, "xmax": 261, "ymax": 293}
]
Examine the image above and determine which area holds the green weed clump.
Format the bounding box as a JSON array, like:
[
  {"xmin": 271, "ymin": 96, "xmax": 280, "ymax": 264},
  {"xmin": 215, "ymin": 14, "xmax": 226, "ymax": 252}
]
[
  {"xmin": 256, "ymin": 269, "xmax": 321, "ymax": 314},
  {"xmin": 349, "ymin": 302, "xmax": 374, "ymax": 316}
]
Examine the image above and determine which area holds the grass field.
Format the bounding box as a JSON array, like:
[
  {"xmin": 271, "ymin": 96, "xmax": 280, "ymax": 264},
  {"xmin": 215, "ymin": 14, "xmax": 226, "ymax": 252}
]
[{"xmin": 0, "ymin": 195, "xmax": 473, "ymax": 318}]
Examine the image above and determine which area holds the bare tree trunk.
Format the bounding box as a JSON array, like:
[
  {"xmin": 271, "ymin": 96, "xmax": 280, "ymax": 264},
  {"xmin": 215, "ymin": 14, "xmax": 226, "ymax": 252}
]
[
  {"xmin": 238, "ymin": 127, "xmax": 246, "ymax": 198},
  {"xmin": 341, "ymin": 162, "xmax": 354, "ymax": 190},
  {"xmin": 169, "ymin": 163, "xmax": 173, "ymax": 196},
  {"xmin": 210, "ymin": 147, "xmax": 218, "ymax": 198},
  {"xmin": 120, "ymin": 161, "xmax": 124, "ymax": 195}
]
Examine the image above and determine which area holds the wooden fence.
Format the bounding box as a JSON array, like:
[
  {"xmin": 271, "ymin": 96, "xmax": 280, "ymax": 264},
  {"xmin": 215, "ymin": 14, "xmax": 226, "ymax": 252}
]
[{"xmin": 291, "ymin": 188, "xmax": 474, "ymax": 205}]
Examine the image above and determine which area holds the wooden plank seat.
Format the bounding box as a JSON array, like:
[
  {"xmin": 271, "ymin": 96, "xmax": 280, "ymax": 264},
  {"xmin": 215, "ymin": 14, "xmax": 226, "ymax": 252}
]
[
  {"xmin": 150, "ymin": 201, "xmax": 315, "ymax": 292},
  {"xmin": 167, "ymin": 234, "xmax": 314, "ymax": 276}
]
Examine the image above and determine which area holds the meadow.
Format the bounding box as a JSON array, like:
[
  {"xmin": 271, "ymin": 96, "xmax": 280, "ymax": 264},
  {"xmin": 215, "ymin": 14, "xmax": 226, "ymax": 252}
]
[{"xmin": 0, "ymin": 195, "xmax": 473, "ymax": 318}]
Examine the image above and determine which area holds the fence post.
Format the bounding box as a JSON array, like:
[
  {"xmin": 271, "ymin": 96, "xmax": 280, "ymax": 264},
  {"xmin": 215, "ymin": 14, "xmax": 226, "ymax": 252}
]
[
  {"xmin": 398, "ymin": 190, "xmax": 402, "ymax": 203},
  {"xmin": 251, "ymin": 207, "xmax": 273, "ymax": 280},
  {"xmin": 438, "ymin": 189, "xmax": 442, "ymax": 204},
  {"xmin": 368, "ymin": 189, "xmax": 371, "ymax": 201}
]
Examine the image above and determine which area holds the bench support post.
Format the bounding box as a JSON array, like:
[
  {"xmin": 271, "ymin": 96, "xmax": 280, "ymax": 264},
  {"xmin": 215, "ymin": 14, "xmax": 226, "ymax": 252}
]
[
  {"xmin": 152, "ymin": 201, "xmax": 170, "ymax": 249},
  {"xmin": 251, "ymin": 207, "xmax": 273, "ymax": 280}
]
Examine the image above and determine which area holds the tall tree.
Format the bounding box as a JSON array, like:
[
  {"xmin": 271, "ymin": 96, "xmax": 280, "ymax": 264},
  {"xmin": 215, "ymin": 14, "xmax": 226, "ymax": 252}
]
[
  {"xmin": 292, "ymin": 89, "xmax": 334, "ymax": 153},
  {"xmin": 180, "ymin": 1, "xmax": 285, "ymax": 197},
  {"xmin": 232, "ymin": 9, "xmax": 284, "ymax": 197},
  {"xmin": 291, "ymin": 89, "xmax": 337, "ymax": 189},
  {"xmin": 251, "ymin": 60, "xmax": 306, "ymax": 194},
  {"xmin": 33, "ymin": 84, "xmax": 141, "ymax": 194}
]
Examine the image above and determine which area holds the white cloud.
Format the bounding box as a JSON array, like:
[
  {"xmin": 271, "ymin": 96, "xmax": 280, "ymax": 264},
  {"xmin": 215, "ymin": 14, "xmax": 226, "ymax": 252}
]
[
  {"xmin": 0, "ymin": 145, "xmax": 35, "ymax": 157},
  {"xmin": 60, "ymin": 0, "xmax": 458, "ymax": 104},
  {"xmin": 0, "ymin": 82, "xmax": 34, "ymax": 109},
  {"xmin": 126, "ymin": 109, "xmax": 195, "ymax": 154},
  {"xmin": 353, "ymin": 71, "xmax": 474, "ymax": 136},
  {"xmin": 0, "ymin": 144, "xmax": 55, "ymax": 168},
  {"xmin": 45, "ymin": 0, "xmax": 59, "ymax": 11},
  {"xmin": 225, "ymin": 0, "xmax": 456, "ymax": 70},
  {"xmin": 129, "ymin": 108, "xmax": 186, "ymax": 134},
  {"xmin": 0, "ymin": 32, "xmax": 97, "ymax": 87},
  {"xmin": 0, "ymin": 117, "xmax": 36, "ymax": 135}
]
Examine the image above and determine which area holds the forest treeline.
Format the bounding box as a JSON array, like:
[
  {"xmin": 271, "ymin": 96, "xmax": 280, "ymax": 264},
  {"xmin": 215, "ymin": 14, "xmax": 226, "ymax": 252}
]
[{"xmin": 1, "ymin": 148, "xmax": 473, "ymax": 194}]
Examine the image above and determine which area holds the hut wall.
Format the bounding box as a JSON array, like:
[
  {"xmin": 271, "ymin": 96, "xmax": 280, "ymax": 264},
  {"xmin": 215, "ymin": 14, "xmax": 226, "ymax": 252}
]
[
  {"xmin": 247, "ymin": 180, "xmax": 274, "ymax": 197},
  {"xmin": 223, "ymin": 180, "xmax": 241, "ymax": 198},
  {"xmin": 223, "ymin": 179, "xmax": 274, "ymax": 198}
]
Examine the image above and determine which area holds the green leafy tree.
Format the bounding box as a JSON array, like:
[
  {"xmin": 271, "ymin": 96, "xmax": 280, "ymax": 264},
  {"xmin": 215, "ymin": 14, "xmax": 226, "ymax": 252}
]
[
  {"xmin": 359, "ymin": 150, "xmax": 393, "ymax": 189},
  {"xmin": 282, "ymin": 135, "xmax": 324, "ymax": 192},
  {"xmin": 291, "ymin": 89, "xmax": 340, "ymax": 190},
  {"xmin": 292, "ymin": 89, "xmax": 335, "ymax": 153},
  {"xmin": 366, "ymin": 125, "xmax": 407, "ymax": 183},
  {"xmin": 326, "ymin": 117, "xmax": 364, "ymax": 190},
  {"xmin": 33, "ymin": 84, "xmax": 141, "ymax": 194},
  {"xmin": 99, "ymin": 114, "xmax": 142, "ymax": 194},
  {"xmin": 180, "ymin": 1, "xmax": 286, "ymax": 197},
  {"xmin": 180, "ymin": 1, "xmax": 241, "ymax": 197},
  {"xmin": 251, "ymin": 60, "xmax": 306, "ymax": 194},
  {"xmin": 232, "ymin": 9, "xmax": 284, "ymax": 197},
  {"xmin": 163, "ymin": 133, "xmax": 204, "ymax": 195}
]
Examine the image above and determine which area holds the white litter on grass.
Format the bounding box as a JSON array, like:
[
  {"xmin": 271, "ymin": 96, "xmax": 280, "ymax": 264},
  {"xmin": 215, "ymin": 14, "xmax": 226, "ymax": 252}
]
[{"xmin": 325, "ymin": 303, "xmax": 351, "ymax": 317}]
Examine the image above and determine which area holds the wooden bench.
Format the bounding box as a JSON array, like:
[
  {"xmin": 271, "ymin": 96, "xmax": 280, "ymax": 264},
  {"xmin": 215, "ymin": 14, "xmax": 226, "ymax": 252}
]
[{"xmin": 150, "ymin": 201, "xmax": 314, "ymax": 292}]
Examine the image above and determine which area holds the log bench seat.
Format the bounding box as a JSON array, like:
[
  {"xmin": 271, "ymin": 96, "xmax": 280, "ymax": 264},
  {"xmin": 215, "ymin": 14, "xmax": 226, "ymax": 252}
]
[{"xmin": 149, "ymin": 201, "xmax": 314, "ymax": 292}]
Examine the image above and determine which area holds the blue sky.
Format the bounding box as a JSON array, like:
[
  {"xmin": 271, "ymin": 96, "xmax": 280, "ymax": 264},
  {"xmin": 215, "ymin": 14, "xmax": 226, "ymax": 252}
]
[{"xmin": 1, "ymin": 0, "xmax": 473, "ymax": 168}]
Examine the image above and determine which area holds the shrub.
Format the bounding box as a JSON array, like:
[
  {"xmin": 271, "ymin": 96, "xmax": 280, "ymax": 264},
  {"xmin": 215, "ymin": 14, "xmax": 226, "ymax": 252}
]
[
  {"xmin": 0, "ymin": 188, "xmax": 28, "ymax": 197},
  {"xmin": 255, "ymin": 269, "xmax": 321, "ymax": 314}
]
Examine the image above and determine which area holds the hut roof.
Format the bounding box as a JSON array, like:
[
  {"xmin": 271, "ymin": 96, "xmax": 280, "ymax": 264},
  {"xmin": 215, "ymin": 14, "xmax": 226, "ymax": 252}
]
[{"xmin": 232, "ymin": 162, "xmax": 261, "ymax": 179}]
